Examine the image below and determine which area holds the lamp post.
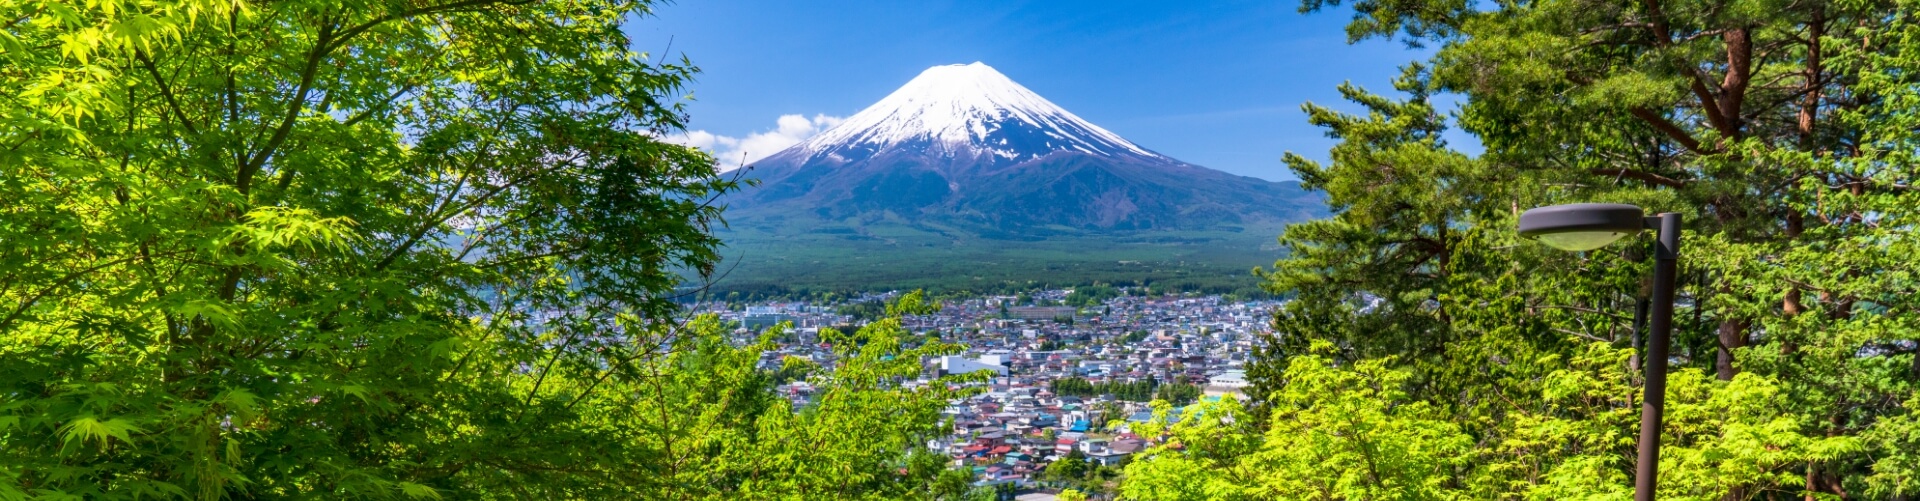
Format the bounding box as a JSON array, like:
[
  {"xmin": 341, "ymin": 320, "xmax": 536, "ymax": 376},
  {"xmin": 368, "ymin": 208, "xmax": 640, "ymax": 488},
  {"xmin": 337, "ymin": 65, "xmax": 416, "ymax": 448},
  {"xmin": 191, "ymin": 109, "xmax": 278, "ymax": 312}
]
[{"xmin": 1517, "ymin": 203, "xmax": 1679, "ymax": 501}]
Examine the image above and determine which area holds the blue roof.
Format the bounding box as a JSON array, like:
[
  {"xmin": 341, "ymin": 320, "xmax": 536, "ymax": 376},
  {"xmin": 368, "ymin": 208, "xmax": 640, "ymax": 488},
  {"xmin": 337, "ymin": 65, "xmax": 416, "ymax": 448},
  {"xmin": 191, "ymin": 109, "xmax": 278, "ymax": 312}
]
[
  {"xmin": 1127, "ymin": 411, "xmax": 1183, "ymax": 424},
  {"xmin": 1069, "ymin": 420, "xmax": 1089, "ymax": 432}
]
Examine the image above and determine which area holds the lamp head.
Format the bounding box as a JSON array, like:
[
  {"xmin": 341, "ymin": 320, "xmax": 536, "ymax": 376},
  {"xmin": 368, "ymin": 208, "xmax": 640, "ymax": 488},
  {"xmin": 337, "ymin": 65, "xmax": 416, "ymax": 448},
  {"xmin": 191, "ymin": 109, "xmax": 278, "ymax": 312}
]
[{"xmin": 1518, "ymin": 203, "xmax": 1646, "ymax": 252}]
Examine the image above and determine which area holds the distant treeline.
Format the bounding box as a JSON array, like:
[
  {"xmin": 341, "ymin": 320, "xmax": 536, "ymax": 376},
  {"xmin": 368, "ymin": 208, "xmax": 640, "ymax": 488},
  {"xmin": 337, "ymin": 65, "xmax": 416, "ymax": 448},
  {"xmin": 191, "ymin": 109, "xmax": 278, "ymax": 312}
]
[
  {"xmin": 1049, "ymin": 376, "xmax": 1203, "ymax": 405},
  {"xmin": 684, "ymin": 279, "xmax": 1282, "ymax": 304},
  {"xmin": 836, "ymin": 300, "xmax": 887, "ymax": 321},
  {"xmin": 1064, "ymin": 285, "xmax": 1121, "ymax": 307}
]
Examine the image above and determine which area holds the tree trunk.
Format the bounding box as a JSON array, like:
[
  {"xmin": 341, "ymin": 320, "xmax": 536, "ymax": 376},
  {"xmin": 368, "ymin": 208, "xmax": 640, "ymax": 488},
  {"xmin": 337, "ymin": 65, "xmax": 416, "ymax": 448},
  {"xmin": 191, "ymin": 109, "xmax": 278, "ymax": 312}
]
[
  {"xmin": 1805, "ymin": 461, "xmax": 1817, "ymax": 501},
  {"xmin": 1715, "ymin": 319, "xmax": 1748, "ymax": 381}
]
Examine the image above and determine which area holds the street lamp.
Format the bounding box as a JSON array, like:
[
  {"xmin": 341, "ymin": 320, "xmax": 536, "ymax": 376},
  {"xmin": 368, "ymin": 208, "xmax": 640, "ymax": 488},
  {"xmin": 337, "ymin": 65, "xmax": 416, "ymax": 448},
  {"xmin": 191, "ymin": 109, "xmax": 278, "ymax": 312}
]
[{"xmin": 1518, "ymin": 203, "xmax": 1680, "ymax": 501}]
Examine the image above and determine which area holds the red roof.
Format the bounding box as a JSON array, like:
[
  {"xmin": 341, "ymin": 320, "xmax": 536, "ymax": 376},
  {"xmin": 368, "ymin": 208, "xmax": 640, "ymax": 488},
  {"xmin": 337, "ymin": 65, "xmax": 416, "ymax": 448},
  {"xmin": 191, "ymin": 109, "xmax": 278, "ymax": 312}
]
[
  {"xmin": 991, "ymin": 446, "xmax": 1012, "ymax": 455},
  {"xmin": 1057, "ymin": 438, "xmax": 1076, "ymax": 445}
]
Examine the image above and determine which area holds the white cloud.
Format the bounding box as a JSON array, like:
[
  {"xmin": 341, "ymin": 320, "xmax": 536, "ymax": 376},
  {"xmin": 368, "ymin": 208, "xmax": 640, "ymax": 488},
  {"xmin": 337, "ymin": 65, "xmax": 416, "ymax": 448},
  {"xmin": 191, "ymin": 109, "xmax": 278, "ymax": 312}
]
[{"xmin": 664, "ymin": 114, "xmax": 845, "ymax": 171}]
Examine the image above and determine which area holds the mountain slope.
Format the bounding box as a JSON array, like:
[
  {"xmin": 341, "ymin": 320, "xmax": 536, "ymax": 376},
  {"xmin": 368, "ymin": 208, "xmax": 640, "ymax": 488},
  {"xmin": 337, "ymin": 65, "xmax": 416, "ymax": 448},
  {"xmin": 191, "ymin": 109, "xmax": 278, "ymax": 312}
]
[
  {"xmin": 778, "ymin": 61, "xmax": 1174, "ymax": 167},
  {"xmin": 728, "ymin": 62, "xmax": 1320, "ymax": 232},
  {"xmin": 711, "ymin": 63, "xmax": 1322, "ymax": 294}
]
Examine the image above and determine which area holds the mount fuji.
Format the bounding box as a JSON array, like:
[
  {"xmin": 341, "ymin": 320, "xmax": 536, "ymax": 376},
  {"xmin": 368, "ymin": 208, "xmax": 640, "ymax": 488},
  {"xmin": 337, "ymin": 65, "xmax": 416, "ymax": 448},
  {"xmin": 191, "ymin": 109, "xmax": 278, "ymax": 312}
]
[{"xmin": 714, "ymin": 63, "xmax": 1323, "ymax": 293}]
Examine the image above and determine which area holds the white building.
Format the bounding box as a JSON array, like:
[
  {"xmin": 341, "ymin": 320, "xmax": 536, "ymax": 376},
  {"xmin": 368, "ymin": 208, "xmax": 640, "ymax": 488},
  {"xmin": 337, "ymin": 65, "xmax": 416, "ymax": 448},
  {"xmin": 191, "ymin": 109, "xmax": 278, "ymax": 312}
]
[
  {"xmin": 938, "ymin": 355, "xmax": 1009, "ymax": 376},
  {"xmin": 1205, "ymin": 370, "xmax": 1251, "ymax": 398}
]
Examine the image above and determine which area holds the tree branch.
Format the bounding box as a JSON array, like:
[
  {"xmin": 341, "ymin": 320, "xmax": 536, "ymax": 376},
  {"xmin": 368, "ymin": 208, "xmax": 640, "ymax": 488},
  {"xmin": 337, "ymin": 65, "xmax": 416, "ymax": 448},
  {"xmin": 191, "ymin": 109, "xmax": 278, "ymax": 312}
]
[
  {"xmin": 333, "ymin": 0, "xmax": 536, "ymax": 45},
  {"xmin": 1590, "ymin": 166, "xmax": 1686, "ymax": 188},
  {"xmin": 0, "ymin": 254, "xmax": 160, "ymax": 331},
  {"xmin": 1628, "ymin": 106, "xmax": 1711, "ymax": 154},
  {"xmin": 239, "ymin": 20, "xmax": 335, "ymax": 196},
  {"xmin": 1640, "ymin": 0, "xmax": 1737, "ymax": 137},
  {"xmin": 135, "ymin": 50, "xmax": 201, "ymax": 137},
  {"xmin": 341, "ymin": 83, "xmax": 418, "ymax": 127}
]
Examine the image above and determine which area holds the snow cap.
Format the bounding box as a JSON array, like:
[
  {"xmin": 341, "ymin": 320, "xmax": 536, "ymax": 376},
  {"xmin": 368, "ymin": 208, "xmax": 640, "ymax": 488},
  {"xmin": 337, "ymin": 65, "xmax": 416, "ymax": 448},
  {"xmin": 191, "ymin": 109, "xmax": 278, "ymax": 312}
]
[{"xmin": 793, "ymin": 62, "xmax": 1167, "ymax": 161}]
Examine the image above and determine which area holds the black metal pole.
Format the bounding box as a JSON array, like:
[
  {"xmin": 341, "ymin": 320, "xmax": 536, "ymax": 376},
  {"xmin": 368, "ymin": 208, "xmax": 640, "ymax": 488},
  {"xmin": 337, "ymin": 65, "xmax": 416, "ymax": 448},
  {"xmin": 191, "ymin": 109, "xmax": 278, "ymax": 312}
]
[
  {"xmin": 1629, "ymin": 295, "xmax": 1648, "ymax": 373},
  {"xmin": 1635, "ymin": 212, "xmax": 1680, "ymax": 501}
]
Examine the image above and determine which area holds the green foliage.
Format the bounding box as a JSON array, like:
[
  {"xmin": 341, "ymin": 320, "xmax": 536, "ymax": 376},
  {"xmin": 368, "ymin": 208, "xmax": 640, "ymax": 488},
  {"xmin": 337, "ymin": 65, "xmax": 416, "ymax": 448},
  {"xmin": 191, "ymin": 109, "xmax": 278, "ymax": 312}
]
[
  {"xmin": 838, "ymin": 300, "xmax": 888, "ymax": 322},
  {"xmin": 1097, "ymin": 401, "xmax": 1129, "ymax": 426},
  {"xmin": 1048, "ymin": 450, "xmax": 1126, "ymax": 496},
  {"xmin": 963, "ymin": 482, "xmax": 1016, "ymax": 501},
  {"xmin": 1862, "ymin": 393, "xmax": 1920, "ymax": 495},
  {"xmin": 1210, "ymin": 0, "xmax": 1920, "ymax": 496},
  {"xmin": 1153, "ymin": 383, "xmax": 1203, "ymax": 406},
  {"xmin": 1251, "ymin": 349, "xmax": 1471, "ymax": 499},
  {"xmin": 1047, "ymin": 450, "xmax": 1089, "ymax": 481},
  {"xmin": 629, "ymin": 292, "xmax": 985, "ymax": 499},
  {"xmin": 0, "ymin": 0, "xmax": 975, "ymax": 497},
  {"xmin": 1050, "ymin": 377, "xmax": 1163, "ymax": 403},
  {"xmin": 1065, "ymin": 285, "xmax": 1121, "ymax": 308},
  {"xmin": 1119, "ymin": 399, "xmax": 1264, "ymax": 501},
  {"xmin": 1125, "ymin": 344, "xmax": 1859, "ymax": 500},
  {"xmin": 706, "ymin": 222, "xmax": 1292, "ymax": 298}
]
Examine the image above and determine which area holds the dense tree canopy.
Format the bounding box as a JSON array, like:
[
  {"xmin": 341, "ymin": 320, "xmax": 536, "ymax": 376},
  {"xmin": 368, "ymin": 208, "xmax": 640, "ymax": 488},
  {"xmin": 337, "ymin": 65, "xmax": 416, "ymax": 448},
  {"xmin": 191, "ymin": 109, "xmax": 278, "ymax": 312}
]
[
  {"xmin": 0, "ymin": 0, "xmax": 977, "ymax": 498},
  {"xmin": 1048, "ymin": 376, "xmax": 1193, "ymax": 404},
  {"xmin": 627, "ymin": 293, "xmax": 986, "ymax": 499},
  {"xmin": 1140, "ymin": 0, "xmax": 1920, "ymax": 497}
]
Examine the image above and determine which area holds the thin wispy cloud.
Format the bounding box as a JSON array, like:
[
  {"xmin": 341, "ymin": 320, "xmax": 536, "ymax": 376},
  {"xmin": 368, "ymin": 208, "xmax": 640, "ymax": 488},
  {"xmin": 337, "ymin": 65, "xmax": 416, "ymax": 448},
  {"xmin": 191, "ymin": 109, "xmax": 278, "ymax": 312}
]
[{"xmin": 665, "ymin": 114, "xmax": 845, "ymax": 171}]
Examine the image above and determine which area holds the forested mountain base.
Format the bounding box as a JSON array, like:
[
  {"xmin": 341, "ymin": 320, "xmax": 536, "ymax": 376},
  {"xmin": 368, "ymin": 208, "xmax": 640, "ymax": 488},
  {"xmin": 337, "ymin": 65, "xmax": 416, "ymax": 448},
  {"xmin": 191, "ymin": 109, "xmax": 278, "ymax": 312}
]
[
  {"xmin": 703, "ymin": 217, "xmax": 1291, "ymax": 299},
  {"xmin": 1120, "ymin": 0, "xmax": 1920, "ymax": 497}
]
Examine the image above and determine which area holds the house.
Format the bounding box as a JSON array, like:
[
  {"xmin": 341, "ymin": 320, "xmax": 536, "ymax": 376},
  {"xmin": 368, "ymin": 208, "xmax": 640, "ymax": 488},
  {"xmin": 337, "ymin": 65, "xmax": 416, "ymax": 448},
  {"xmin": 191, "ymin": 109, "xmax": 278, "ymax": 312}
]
[
  {"xmin": 1088, "ymin": 451, "xmax": 1128, "ymax": 467},
  {"xmin": 975, "ymin": 431, "xmax": 1006, "ymax": 447},
  {"xmin": 938, "ymin": 355, "xmax": 1009, "ymax": 376},
  {"xmin": 1009, "ymin": 306, "xmax": 1075, "ymax": 321},
  {"xmin": 1205, "ymin": 370, "xmax": 1250, "ymax": 398}
]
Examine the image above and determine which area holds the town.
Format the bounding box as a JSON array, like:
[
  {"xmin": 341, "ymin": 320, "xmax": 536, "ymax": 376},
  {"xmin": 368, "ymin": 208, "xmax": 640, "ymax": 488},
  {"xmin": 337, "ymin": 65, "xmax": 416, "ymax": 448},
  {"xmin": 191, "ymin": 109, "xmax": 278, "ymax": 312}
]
[{"xmin": 690, "ymin": 289, "xmax": 1270, "ymax": 496}]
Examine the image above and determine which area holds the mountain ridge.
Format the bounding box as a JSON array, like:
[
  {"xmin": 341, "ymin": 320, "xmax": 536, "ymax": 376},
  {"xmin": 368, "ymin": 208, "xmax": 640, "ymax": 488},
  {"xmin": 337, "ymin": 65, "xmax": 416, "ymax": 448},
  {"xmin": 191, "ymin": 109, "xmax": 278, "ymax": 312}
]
[
  {"xmin": 706, "ymin": 62, "xmax": 1321, "ymax": 294},
  {"xmin": 782, "ymin": 62, "xmax": 1175, "ymax": 166},
  {"xmin": 728, "ymin": 62, "xmax": 1320, "ymax": 233}
]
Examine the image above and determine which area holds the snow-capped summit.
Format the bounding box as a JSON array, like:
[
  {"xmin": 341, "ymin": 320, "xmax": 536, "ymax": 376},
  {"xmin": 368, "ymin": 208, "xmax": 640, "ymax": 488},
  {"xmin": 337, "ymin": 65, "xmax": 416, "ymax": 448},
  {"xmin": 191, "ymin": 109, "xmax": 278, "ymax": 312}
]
[
  {"xmin": 732, "ymin": 62, "xmax": 1319, "ymax": 233},
  {"xmin": 787, "ymin": 62, "xmax": 1174, "ymax": 165}
]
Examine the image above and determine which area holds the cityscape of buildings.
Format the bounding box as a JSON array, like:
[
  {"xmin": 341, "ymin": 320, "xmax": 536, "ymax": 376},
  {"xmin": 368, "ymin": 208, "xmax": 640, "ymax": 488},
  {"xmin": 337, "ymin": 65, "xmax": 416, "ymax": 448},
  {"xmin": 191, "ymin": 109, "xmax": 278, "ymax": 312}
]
[{"xmin": 690, "ymin": 289, "xmax": 1270, "ymax": 495}]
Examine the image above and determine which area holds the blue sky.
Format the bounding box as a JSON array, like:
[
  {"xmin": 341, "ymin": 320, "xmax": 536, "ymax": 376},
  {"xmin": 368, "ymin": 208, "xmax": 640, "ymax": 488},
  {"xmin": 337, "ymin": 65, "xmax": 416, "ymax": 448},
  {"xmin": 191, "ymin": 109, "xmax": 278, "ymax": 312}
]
[{"xmin": 626, "ymin": 0, "xmax": 1470, "ymax": 182}]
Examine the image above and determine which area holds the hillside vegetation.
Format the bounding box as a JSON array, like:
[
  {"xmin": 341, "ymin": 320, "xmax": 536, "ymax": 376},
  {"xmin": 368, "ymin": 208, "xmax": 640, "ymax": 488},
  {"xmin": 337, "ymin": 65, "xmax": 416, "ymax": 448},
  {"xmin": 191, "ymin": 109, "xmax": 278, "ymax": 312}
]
[
  {"xmin": 705, "ymin": 215, "xmax": 1292, "ymax": 297},
  {"xmin": 1120, "ymin": 0, "xmax": 1920, "ymax": 497}
]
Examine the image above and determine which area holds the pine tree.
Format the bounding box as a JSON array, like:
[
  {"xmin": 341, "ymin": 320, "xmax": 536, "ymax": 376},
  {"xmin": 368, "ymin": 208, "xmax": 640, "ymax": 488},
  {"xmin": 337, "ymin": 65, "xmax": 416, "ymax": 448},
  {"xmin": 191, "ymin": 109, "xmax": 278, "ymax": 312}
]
[{"xmin": 1166, "ymin": 0, "xmax": 1920, "ymax": 496}]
